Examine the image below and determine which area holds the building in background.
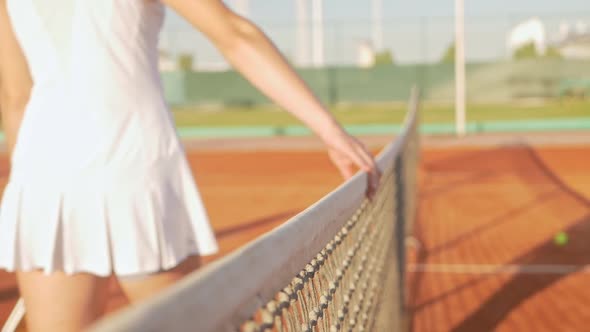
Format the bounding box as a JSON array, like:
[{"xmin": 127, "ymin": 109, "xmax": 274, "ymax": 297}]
[
  {"xmin": 357, "ymin": 41, "xmax": 376, "ymax": 68},
  {"xmin": 507, "ymin": 18, "xmax": 547, "ymax": 57},
  {"xmin": 555, "ymin": 21, "xmax": 590, "ymax": 59},
  {"xmin": 158, "ymin": 50, "xmax": 178, "ymax": 72},
  {"xmin": 556, "ymin": 34, "xmax": 590, "ymax": 59},
  {"xmin": 557, "ymin": 33, "xmax": 590, "ymax": 60},
  {"xmin": 508, "ymin": 18, "xmax": 590, "ymax": 60}
]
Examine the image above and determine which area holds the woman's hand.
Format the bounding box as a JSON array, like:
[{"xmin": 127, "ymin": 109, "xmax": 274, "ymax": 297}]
[{"xmin": 321, "ymin": 127, "xmax": 381, "ymax": 198}]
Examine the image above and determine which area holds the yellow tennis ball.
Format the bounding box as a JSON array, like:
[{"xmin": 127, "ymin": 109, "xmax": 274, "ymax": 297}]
[{"xmin": 554, "ymin": 232, "xmax": 568, "ymax": 246}]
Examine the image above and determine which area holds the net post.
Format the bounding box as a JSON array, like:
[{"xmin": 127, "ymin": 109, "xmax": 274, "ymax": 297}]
[
  {"xmin": 400, "ymin": 86, "xmax": 421, "ymax": 332},
  {"xmin": 405, "ymin": 86, "xmax": 421, "ymax": 236},
  {"xmin": 394, "ymin": 152, "xmax": 407, "ymax": 321},
  {"xmin": 454, "ymin": 0, "xmax": 467, "ymax": 136}
]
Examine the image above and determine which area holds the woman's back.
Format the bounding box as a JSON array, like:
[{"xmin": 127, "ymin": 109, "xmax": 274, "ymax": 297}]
[
  {"xmin": 8, "ymin": 0, "xmax": 164, "ymax": 92},
  {"xmin": 6, "ymin": 0, "xmax": 177, "ymax": 184}
]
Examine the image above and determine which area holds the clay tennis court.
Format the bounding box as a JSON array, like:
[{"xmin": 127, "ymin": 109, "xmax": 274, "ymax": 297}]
[
  {"xmin": 0, "ymin": 133, "xmax": 588, "ymax": 331},
  {"xmin": 408, "ymin": 140, "xmax": 590, "ymax": 331}
]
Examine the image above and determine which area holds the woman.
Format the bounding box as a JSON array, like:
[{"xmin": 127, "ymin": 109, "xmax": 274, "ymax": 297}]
[{"xmin": 0, "ymin": 0, "xmax": 380, "ymax": 331}]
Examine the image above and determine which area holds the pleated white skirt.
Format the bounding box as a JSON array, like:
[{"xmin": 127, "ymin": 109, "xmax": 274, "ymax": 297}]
[{"xmin": 0, "ymin": 153, "xmax": 219, "ymax": 277}]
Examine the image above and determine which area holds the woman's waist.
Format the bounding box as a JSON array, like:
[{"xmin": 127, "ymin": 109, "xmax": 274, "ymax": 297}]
[
  {"xmin": 9, "ymin": 148, "xmax": 185, "ymax": 188},
  {"xmin": 20, "ymin": 89, "xmax": 175, "ymax": 146},
  {"xmin": 13, "ymin": 123, "xmax": 182, "ymax": 162},
  {"xmin": 29, "ymin": 79, "xmax": 166, "ymax": 108}
]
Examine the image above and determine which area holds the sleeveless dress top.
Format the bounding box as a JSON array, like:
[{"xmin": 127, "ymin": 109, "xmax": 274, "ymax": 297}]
[{"xmin": 0, "ymin": 0, "xmax": 219, "ymax": 276}]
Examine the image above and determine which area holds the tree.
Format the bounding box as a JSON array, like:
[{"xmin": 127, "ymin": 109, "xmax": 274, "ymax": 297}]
[
  {"xmin": 374, "ymin": 50, "xmax": 394, "ymax": 66},
  {"xmin": 545, "ymin": 46, "xmax": 563, "ymax": 59},
  {"xmin": 513, "ymin": 42, "xmax": 538, "ymax": 60},
  {"xmin": 513, "ymin": 42, "xmax": 562, "ymax": 60},
  {"xmin": 177, "ymin": 53, "xmax": 194, "ymax": 71},
  {"xmin": 441, "ymin": 43, "xmax": 455, "ymax": 64}
]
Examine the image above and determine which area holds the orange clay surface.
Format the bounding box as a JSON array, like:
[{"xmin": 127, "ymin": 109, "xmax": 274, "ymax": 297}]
[
  {"xmin": 409, "ymin": 145, "xmax": 590, "ymax": 332},
  {"xmin": 0, "ymin": 142, "xmax": 588, "ymax": 331}
]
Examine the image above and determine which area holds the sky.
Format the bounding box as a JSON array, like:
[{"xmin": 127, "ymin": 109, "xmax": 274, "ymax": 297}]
[
  {"xmin": 160, "ymin": 1, "xmax": 590, "ymax": 68},
  {"xmin": 247, "ymin": 0, "xmax": 589, "ymax": 20}
]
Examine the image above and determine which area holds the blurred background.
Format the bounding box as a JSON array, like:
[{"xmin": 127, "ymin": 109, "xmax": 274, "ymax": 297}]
[
  {"xmin": 2, "ymin": 2, "xmax": 589, "ymax": 331},
  {"xmin": 156, "ymin": 0, "xmax": 589, "ymax": 134}
]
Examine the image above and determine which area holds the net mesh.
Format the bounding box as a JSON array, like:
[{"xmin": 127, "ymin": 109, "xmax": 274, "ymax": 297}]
[
  {"xmin": 241, "ymin": 187, "xmax": 394, "ymax": 332},
  {"xmin": 90, "ymin": 89, "xmax": 420, "ymax": 332}
]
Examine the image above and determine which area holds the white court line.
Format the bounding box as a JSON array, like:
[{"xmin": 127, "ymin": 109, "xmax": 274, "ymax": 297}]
[{"xmin": 408, "ymin": 263, "xmax": 590, "ymax": 275}]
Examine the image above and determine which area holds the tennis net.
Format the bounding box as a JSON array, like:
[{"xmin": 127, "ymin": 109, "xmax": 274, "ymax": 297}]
[{"xmin": 90, "ymin": 88, "xmax": 420, "ymax": 332}]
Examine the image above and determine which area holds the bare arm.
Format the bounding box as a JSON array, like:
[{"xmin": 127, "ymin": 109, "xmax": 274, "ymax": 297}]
[
  {"xmin": 162, "ymin": 0, "xmax": 380, "ymax": 194},
  {"xmin": 0, "ymin": 0, "xmax": 32, "ymax": 158}
]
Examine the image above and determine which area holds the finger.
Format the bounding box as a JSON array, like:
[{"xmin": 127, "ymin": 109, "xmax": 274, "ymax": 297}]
[
  {"xmin": 353, "ymin": 146, "xmax": 381, "ymax": 197},
  {"xmin": 331, "ymin": 140, "xmax": 378, "ymax": 188},
  {"xmin": 346, "ymin": 146, "xmax": 373, "ymax": 174},
  {"xmin": 365, "ymin": 172, "xmax": 379, "ymax": 200},
  {"xmin": 351, "ymin": 144, "xmax": 380, "ymax": 187},
  {"xmin": 366, "ymin": 171, "xmax": 380, "ymax": 200},
  {"xmin": 355, "ymin": 142, "xmax": 377, "ymax": 170},
  {"xmin": 328, "ymin": 150, "xmax": 354, "ymax": 179},
  {"xmin": 337, "ymin": 163, "xmax": 356, "ymax": 179},
  {"xmin": 348, "ymin": 142, "xmax": 377, "ymax": 175},
  {"xmin": 332, "ymin": 156, "xmax": 356, "ymax": 179},
  {"xmin": 344, "ymin": 152, "xmax": 378, "ymax": 200}
]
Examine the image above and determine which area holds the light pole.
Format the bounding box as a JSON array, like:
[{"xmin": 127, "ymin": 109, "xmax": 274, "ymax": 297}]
[
  {"xmin": 234, "ymin": 0, "xmax": 250, "ymax": 18},
  {"xmin": 454, "ymin": 0, "xmax": 466, "ymax": 136},
  {"xmin": 311, "ymin": 0, "xmax": 325, "ymax": 67},
  {"xmin": 296, "ymin": 0, "xmax": 309, "ymax": 67},
  {"xmin": 372, "ymin": 0, "xmax": 383, "ymax": 51}
]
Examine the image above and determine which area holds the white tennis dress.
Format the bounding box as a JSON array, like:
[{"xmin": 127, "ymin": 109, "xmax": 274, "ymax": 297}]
[{"xmin": 0, "ymin": 0, "xmax": 219, "ymax": 276}]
